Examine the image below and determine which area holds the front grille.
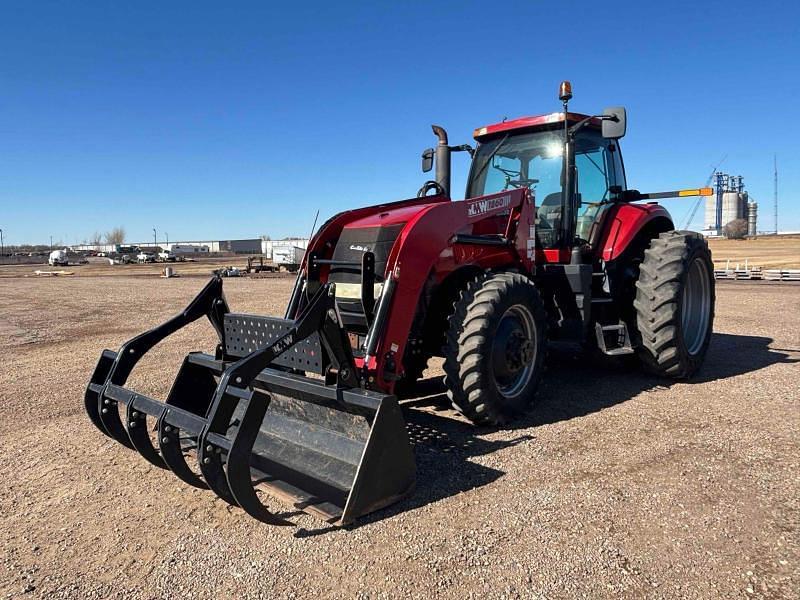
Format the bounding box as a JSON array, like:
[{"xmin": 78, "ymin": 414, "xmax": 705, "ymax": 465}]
[{"xmin": 328, "ymin": 224, "xmax": 403, "ymax": 330}]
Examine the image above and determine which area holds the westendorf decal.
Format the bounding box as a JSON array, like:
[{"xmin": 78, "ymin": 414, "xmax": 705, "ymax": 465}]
[{"xmin": 467, "ymin": 194, "xmax": 511, "ymax": 218}]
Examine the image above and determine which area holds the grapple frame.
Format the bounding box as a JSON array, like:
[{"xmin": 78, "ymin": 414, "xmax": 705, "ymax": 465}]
[{"xmin": 85, "ymin": 275, "xmax": 415, "ymax": 525}]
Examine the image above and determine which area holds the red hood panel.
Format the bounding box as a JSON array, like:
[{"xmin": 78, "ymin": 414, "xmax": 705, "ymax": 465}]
[{"xmin": 344, "ymin": 203, "xmax": 439, "ymax": 229}]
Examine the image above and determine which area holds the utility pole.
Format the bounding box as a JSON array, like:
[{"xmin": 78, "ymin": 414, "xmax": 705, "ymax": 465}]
[
  {"xmin": 0, "ymin": 228, "xmax": 4, "ymax": 259},
  {"xmin": 165, "ymin": 232, "xmax": 169, "ymax": 248},
  {"xmin": 153, "ymin": 228, "xmax": 157, "ymax": 249},
  {"xmin": 50, "ymin": 235, "xmax": 53, "ymax": 252},
  {"xmin": 774, "ymin": 154, "xmax": 778, "ymax": 234}
]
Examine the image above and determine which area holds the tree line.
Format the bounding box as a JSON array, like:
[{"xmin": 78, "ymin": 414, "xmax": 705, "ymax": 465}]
[{"xmin": 84, "ymin": 226, "xmax": 126, "ymax": 245}]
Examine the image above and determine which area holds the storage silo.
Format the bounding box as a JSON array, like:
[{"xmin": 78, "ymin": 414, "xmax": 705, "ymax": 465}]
[
  {"xmin": 747, "ymin": 202, "xmax": 757, "ymax": 236},
  {"xmin": 704, "ymin": 194, "xmax": 718, "ymax": 232},
  {"xmin": 738, "ymin": 190, "xmax": 748, "ymax": 220},
  {"xmin": 721, "ymin": 191, "xmax": 741, "ymax": 228}
]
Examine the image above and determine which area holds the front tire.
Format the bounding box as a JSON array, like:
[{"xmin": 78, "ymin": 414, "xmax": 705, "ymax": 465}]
[
  {"xmin": 444, "ymin": 272, "xmax": 547, "ymax": 426},
  {"xmin": 633, "ymin": 231, "xmax": 715, "ymax": 378}
]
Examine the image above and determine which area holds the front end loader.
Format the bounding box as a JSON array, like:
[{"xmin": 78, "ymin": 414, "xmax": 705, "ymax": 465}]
[
  {"xmin": 85, "ymin": 81, "xmax": 715, "ymax": 525},
  {"xmin": 85, "ymin": 185, "xmax": 534, "ymax": 524},
  {"xmin": 84, "ymin": 275, "xmax": 417, "ymax": 525}
]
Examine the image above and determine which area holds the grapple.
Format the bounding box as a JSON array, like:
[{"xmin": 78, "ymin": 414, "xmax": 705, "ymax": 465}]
[{"xmin": 84, "ymin": 275, "xmax": 415, "ymax": 525}]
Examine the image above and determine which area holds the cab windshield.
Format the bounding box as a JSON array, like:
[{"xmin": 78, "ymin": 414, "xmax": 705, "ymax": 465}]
[
  {"xmin": 467, "ymin": 129, "xmax": 564, "ymax": 200},
  {"xmin": 466, "ymin": 128, "xmax": 621, "ymax": 247}
]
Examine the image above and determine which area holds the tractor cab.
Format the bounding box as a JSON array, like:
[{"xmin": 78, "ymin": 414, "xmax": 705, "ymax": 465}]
[
  {"xmin": 467, "ymin": 111, "xmax": 627, "ymax": 250},
  {"xmin": 422, "ymin": 81, "xmax": 629, "ymax": 261}
]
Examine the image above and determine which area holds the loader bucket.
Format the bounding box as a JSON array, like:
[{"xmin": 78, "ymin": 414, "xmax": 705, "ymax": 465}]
[{"xmin": 84, "ymin": 276, "xmax": 416, "ymax": 525}]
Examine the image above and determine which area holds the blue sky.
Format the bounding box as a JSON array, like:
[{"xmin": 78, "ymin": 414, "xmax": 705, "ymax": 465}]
[{"xmin": 1, "ymin": 0, "xmax": 798, "ymax": 246}]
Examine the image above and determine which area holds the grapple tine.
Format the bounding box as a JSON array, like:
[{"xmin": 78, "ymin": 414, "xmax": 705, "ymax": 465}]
[
  {"xmin": 156, "ymin": 418, "xmax": 208, "ymax": 490},
  {"xmin": 196, "ymin": 384, "xmax": 244, "ymax": 508},
  {"xmin": 197, "ymin": 442, "xmax": 238, "ymax": 506},
  {"xmin": 97, "ymin": 386, "xmax": 135, "ymax": 450},
  {"xmin": 125, "ymin": 402, "xmax": 167, "ymax": 469},
  {"xmin": 225, "ymin": 389, "xmax": 292, "ymax": 526},
  {"xmin": 155, "ymin": 356, "xmax": 220, "ymax": 488},
  {"xmin": 84, "ymin": 350, "xmax": 117, "ymax": 437}
]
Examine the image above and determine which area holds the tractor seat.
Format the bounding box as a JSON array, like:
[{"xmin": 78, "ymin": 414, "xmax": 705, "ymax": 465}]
[{"xmin": 537, "ymin": 193, "xmax": 562, "ymax": 230}]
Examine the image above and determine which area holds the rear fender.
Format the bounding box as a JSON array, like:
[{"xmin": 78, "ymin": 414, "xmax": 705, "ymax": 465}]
[{"xmin": 595, "ymin": 203, "xmax": 674, "ymax": 262}]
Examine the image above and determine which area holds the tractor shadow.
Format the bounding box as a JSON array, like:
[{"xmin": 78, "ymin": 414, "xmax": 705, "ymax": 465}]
[
  {"xmin": 518, "ymin": 331, "xmax": 797, "ymax": 428},
  {"xmin": 293, "ymin": 332, "xmax": 796, "ymax": 537},
  {"xmin": 294, "ymin": 410, "xmax": 530, "ymax": 537}
]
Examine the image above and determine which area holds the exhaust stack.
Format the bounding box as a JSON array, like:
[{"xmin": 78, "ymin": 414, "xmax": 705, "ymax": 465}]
[{"xmin": 431, "ymin": 125, "xmax": 451, "ymax": 198}]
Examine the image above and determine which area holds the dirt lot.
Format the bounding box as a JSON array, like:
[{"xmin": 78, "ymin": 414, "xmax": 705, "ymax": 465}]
[
  {"xmin": 1, "ymin": 276, "xmax": 798, "ymax": 599},
  {"xmin": 707, "ymin": 236, "xmax": 800, "ymax": 269}
]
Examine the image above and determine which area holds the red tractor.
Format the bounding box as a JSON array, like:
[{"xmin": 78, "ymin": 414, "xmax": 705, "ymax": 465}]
[{"xmin": 85, "ymin": 82, "xmax": 715, "ymax": 526}]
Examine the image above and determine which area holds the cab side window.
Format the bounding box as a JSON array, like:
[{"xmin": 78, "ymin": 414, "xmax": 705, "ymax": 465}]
[{"xmin": 575, "ymin": 135, "xmax": 620, "ymax": 240}]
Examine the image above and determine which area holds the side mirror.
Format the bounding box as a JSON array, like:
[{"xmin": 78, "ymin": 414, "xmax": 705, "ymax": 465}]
[
  {"xmin": 602, "ymin": 106, "xmax": 627, "ymax": 139},
  {"xmin": 421, "ymin": 148, "xmax": 434, "ymax": 172}
]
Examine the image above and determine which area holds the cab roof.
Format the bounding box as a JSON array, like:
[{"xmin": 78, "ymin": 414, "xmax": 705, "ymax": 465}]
[{"xmin": 473, "ymin": 112, "xmax": 601, "ymax": 141}]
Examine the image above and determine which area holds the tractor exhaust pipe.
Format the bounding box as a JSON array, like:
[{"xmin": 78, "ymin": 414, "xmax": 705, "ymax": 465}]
[{"xmin": 432, "ymin": 125, "xmax": 451, "ymax": 198}]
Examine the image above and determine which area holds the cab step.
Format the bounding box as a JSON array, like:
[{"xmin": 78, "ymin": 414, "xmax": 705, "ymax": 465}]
[{"xmin": 594, "ymin": 322, "xmax": 634, "ymax": 356}]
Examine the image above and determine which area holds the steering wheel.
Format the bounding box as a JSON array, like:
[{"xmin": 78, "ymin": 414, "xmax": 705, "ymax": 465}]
[
  {"xmin": 417, "ymin": 180, "xmax": 446, "ymax": 198},
  {"xmin": 505, "ymin": 178, "xmax": 539, "ymax": 190}
]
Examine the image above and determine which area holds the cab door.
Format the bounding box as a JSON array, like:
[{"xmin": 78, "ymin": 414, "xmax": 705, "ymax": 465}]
[{"xmin": 574, "ymin": 132, "xmax": 625, "ymax": 242}]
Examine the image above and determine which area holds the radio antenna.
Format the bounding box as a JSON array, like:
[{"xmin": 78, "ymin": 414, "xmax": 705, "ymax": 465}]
[{"xmin": 308, "ymin": 209, "xmax": 320, "ymax": 241}]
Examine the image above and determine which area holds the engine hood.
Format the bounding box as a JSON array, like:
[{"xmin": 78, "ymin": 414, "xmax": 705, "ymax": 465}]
[{"xmin": 342, "ymin": 202, "xmax": 439, "ymax": 230}]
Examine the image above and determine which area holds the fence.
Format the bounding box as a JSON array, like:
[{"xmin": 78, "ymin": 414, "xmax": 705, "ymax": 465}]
[{"xmin": 714, "ymin": 264, "xmax": 800, "ymax": 281}]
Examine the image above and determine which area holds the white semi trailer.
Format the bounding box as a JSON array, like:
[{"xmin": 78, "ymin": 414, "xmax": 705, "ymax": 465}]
[{"xmin": 271, "ymin": 244, "xmax": 305, "ymax": 271}]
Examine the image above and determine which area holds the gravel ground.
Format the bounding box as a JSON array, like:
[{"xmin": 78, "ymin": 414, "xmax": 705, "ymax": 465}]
[{"xmin": 0, "ymin": 276, "xmax": 798, "ymax": 599}]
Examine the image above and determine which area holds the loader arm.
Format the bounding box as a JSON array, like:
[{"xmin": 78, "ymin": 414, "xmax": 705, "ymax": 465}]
[{"xmin": 372, "ymin": 188, "xmax": 534, "ymax": 388}]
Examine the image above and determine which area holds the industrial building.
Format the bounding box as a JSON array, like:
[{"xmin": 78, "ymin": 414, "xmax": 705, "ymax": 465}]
[
  {"xmin": 71, "ymin": 238, "xmax": 264, "ymax": 255},
  {"xmin": 703, "ymin": 173, "xmax": 757, "ymax": 237},
  {"xmin": 163, "ymin": 239, "xmax": 263, "ymax": 254}
]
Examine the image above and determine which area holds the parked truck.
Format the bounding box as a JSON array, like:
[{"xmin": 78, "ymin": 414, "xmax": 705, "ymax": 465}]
[{"xmin": 271, "ymin": 243, "xmax": 305, "ymax": 271}]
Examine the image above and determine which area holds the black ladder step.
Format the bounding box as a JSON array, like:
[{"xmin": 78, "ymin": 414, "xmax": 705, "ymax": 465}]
[{"xmin": 594, "ymin": 322, "xmax": 634, "ymax": 356}]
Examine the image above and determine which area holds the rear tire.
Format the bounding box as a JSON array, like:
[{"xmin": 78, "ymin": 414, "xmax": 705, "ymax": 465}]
[
  {"xmin": 444, "ymin": 272, "xmax": 547, "ymax": 426},
  {"xmin": 633, "ymin": 231, "xmax": 715, "ymax": 378}
]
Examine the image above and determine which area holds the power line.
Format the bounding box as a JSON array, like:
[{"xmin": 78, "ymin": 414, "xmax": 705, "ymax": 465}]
[{"xmin": 773, "ymin": 154, "xmax": 778, "ymax": 234}]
